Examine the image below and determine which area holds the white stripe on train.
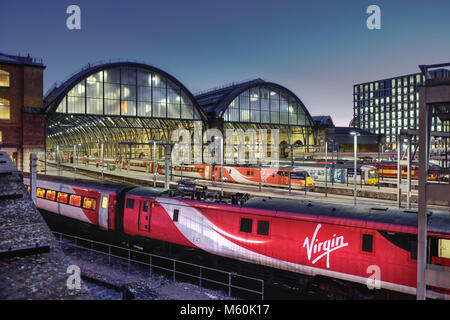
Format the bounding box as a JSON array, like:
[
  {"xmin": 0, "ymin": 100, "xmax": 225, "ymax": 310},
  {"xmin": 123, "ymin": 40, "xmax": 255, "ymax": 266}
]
[{"xmin": 154, "ymin": 197, "xmax": 445, "ymax": 298}]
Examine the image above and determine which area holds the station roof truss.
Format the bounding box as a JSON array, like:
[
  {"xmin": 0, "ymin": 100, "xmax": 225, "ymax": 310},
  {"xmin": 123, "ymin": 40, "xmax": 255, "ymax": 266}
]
[{"xmin": 46, "ymin": 114, "xmax": 200, "ymax": 147}]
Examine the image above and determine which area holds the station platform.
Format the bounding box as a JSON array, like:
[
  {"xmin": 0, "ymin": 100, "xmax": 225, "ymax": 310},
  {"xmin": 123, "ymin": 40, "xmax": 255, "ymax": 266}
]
[
  {"xmin": 0, "ymin": 152, "xmax": 91, "ymax": 300},
  {"xmin": 43, "ymin": 161, "xmax": 449, "ymax": 210}
]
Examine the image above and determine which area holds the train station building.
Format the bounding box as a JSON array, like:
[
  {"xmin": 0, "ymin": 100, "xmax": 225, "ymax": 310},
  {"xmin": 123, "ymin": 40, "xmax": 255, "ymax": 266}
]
[
  {"xmin": 43, "ymin": 61, "xmax": 317, "ymax": 165},
  {"xmin": 0, "ymin": 52, "xmax": 46, "ymax": 171}
]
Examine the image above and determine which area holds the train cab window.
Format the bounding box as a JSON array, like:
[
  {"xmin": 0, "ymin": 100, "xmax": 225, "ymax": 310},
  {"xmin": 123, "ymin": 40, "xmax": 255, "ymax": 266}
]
[
  {"xmin": 69, "ymin": 195, "xmax": 82, "ymax": 207},
  {"xmin": 173, "ymin": 209, "xmax": 179, "ymax": 222},
  {"xmin": 257, "ymin": 221, "xmax": 270, "ymax": 236},
  {"xmin": 362, "ymin": 234, "xmax": 373, "ymax": 252},
  {"xmin": 143, "ymin": 201, "xmax": 149, "ymax": 212},
  {"xmin": 45, "ymin": 190, "xmax": 56, "ymax": 201},
  {"xmin": 83, "ymin": 197, "xmax": 97, "ymax": 210},
  {"xmin": 36, "ymin": 188, "xmax": 46, "ymax": 199},
  {"xmin": 57, "ymin": 192, "xmax": 68, "ymax": 204},
  {"xmin": 126, "ymin": 198, "xmax": 135, "ymax": 209},
  {"xmin": 240, "ymin": 218, "xmax": 253, "ymax": 233}
]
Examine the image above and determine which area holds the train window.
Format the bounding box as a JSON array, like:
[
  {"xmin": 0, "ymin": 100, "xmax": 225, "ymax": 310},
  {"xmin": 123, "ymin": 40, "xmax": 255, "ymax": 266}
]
[
  {"xmin": 83, "ymin": 197, "xmax": 97, "ymax": 210},
  {"xmin": 126, "ymin": 198, "xmax": 135, "ymax": 209},
  {"xmin": 36, "ymin": 188, "xmax": 46, "ymax": 199},
  {"xmin": 257, "ymin": 221, "xmax": 269, "ymax": 236},
  {"xmin": 240, "ymin": 218, "xmax": 253, "ymax": 233},
  {"xmin": 439, "ymin": 239, "xmax": 450, "ymax": 259},
  {"xmin": 143, "ymin": 201, "xmax": 148, "ymax": 212},
  {"xmin": 57, "ymin": 192, "xmax": 68, "ymax": 204},
  {"xmin": 362, "ymin": 234, "xmax": 373, "ymax": 252},
  {"xmin": 101, "ymin": 196, "xmax": 108, "ymax": 209},
  {"xmin": 46, "ymin": 190, "xmax": 56, "ymax": 201},
  {"xmin": 173, "ymin": 209, "xmax": 179, "ymax": 222},
  {"xmin": 69, "ymin": 195, "xmax": 82, "ymax": 207}
]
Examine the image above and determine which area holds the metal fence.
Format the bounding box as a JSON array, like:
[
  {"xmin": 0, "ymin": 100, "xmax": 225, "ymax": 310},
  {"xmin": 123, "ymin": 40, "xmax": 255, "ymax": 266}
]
[{"xmin": 53, "ymin": 231, "xmax": 264, "ymax": 299}]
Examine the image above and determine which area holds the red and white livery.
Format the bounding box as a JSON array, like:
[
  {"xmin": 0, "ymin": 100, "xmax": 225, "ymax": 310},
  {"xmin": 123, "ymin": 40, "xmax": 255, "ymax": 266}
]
[{"xmin": 25, "ymin": 175, "xmax": 450, "ymax": 299}]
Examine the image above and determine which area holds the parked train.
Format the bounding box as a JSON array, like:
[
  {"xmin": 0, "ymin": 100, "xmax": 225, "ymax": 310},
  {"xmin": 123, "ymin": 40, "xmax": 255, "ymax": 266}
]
[
  {"xmin": 24, "ymin": 175, "xmax": 450, "ymax": 299},
  {"xmin": 295, "ymin": 163, "xmax": 379, "ymax": 185},
  {"xmin": 77, "ymin": 157, "xmax": 315, "ymax": 190},
  {"xmin": 313, "ymin": 160, "xmax": 444, "ymax": 181},
  {"xmin": 364, "ymin": 162, "xmax": 443, "ymax": 181}
]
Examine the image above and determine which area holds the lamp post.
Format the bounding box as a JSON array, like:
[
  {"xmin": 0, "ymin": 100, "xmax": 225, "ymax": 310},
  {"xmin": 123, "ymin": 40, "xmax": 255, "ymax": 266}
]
[
  {"xmin": 153, "ymin": 140, "xmax": 157, "ymax": 187},
  {"xmin": 215, "ymin": 136, "xmax": 224, "ymax": 197},
  {"xmin": 56, "ymin": 144, "xmax": 60, "ymax": 175},
  {"xmin": 350, "ymin": 131, "xmax": 360, "ymax": 205},
  {"xmin": 325, "ymin": 139, "xmax": 328, "ymax": 197},
  {"xmin": 73, "ymin": 143, "xmax": 81, "ymax": 178},
  {"xmin": 320, "ymin": 138, "xmax": 328, "ymax": 197}
]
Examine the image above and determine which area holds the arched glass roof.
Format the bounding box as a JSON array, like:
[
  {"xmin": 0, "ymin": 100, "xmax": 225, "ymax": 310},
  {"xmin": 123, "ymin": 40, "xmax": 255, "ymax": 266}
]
[
  {"xmin": 196, "ymin": 79, "xmax": 314, "ymax": 127},
  {"xmin": 45, "ymin": 62, "xmax": 205, "ymax": 121}
]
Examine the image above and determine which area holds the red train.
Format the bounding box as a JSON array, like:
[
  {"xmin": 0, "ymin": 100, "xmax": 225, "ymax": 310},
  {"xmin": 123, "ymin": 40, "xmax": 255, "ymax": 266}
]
[
  {"xmin": 24, "ymin": 175, "xmax": 450, "ymax": 299},
  {"xmin": 358, "ymin": 161, "xmax": 442, "ymax": 180},
  {"xmin": 80, "ymin": 157, "xmax": 315, "ymax": 189}
]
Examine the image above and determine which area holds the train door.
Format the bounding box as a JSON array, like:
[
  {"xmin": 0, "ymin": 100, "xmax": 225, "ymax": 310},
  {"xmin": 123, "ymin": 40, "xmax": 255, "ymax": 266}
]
[
  {"xmin": 138, "ymin": 200, "xmax": 151, "ymax": 232},
  {"xmin": 98, "ymin": 193, "xmax": 109, "ymax": 230},
  {"xmin": 205, "ymin": 165, "xmax": 211, "ymax": 180}
]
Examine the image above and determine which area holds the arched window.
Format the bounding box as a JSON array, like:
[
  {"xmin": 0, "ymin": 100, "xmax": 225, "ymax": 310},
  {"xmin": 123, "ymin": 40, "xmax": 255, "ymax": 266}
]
[
  {"xmin": 0, "ymin": 98, "xmax": 10, "ymax": 119},
  {"xmin": 0, "ymin": 70, "xmax": 10, "ymax": 87}
]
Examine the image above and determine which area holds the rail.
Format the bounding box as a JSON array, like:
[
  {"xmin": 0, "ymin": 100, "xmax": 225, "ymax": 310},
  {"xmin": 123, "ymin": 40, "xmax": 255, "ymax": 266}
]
[{"xmin": 53, "ymin": 231, "xmax": 264, "ymax": 299}]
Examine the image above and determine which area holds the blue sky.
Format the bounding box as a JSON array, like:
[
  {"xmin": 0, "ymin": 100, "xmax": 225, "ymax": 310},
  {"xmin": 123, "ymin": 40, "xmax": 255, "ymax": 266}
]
[{"xmin": 1, "ymin": 0, "xmax": 449, "ymax": 125}]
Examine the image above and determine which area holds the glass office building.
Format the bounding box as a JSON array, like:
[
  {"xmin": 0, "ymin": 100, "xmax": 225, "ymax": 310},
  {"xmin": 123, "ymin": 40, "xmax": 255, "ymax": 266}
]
[{"xmin": 353, "ymin": 69, "xmax": 450, "ymax": 150}]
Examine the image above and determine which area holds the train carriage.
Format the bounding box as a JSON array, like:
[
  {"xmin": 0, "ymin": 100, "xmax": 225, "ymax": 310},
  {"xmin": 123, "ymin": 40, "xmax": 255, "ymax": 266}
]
[
  {"xmin": 296, "ymin": 163, "xmax": 379, "ymax": 185},
  {"xmin": 25, "ymin": 175, "xmax": 450, "ymax": 299}
]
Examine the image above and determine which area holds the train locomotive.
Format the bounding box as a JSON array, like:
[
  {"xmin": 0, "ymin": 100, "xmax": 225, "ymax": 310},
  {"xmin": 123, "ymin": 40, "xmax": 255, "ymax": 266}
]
[
  {"xmin": 24, "ymin": 175, "xmax": 450, "ymax": 299},
  {"xmin": 295, "ymin": 163, "xmax": 379, "ymax": 185},
  {"xmin": 68, "ymin": 156, "xmax": 316, "ymax": 190}
]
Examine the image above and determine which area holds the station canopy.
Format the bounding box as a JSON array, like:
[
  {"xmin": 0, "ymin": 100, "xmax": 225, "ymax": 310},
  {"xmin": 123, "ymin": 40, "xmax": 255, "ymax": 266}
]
[{"xmin": 44, "ymin": 61, "xmax": 207, "ymax": 158}]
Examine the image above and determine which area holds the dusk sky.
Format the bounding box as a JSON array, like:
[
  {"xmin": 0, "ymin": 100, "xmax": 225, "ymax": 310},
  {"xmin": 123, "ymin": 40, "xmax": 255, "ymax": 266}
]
[{"xmin": 1, "ymin": 0, "xmax": 449, "ymax": 125}]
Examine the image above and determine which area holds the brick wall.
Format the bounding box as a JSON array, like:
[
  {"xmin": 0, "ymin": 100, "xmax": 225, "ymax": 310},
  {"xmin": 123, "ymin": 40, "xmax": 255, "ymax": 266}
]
[{"xmin": 0, "ymin": 59, "xmax": 45, "ymax": 171}]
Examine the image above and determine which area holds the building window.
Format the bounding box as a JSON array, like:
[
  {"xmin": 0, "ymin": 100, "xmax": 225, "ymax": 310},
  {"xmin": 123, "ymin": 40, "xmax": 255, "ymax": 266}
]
[
  {"xmin": 0, "ymin": 98, "xmax": 10, "ymax": 120},
  {"xmin": 0, "ymin": 70, "xmax": 9, "ymax": 87}
]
